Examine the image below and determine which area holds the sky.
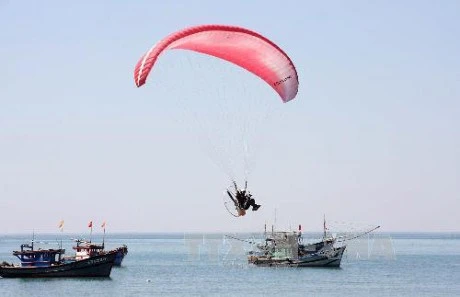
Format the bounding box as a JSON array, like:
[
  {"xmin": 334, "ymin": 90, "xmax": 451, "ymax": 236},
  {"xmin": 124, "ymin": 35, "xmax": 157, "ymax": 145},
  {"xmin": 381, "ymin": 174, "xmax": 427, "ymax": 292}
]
[{"xmin": 1, "ymin": 0, "xmax": 459, "ymax": 234}]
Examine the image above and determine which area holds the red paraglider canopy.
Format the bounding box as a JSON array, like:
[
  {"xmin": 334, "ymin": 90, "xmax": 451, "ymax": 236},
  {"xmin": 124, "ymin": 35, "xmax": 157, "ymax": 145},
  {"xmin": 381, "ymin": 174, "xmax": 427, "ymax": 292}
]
[{"xmin": 134, "ymin": 24, "xmax": 299, "ymax": 102}]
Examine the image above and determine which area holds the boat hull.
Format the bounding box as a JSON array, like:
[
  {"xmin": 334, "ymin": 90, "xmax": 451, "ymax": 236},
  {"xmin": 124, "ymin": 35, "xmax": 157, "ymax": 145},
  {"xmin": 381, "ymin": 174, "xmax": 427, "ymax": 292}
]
[
  {"xmin": 0, "ymin": 251, "xmax": 117, "ymax": 278},
  {"xmin": 113, "ymin": 246, "xmax": 128, "ymax": 266},
  {"xmin": 249, "ymin": 246, "xmax": 346, "ymax": 268}
]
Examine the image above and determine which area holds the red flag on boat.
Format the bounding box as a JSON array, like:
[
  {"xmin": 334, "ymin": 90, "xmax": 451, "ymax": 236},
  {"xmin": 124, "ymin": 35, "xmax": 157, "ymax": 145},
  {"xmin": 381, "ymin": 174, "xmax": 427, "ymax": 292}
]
[
  {"xmin": 101, "ymin": 221, "xmax": 106, "ymax": 228},
  {"xmin": 88, "ymin": 221, "xmax": 93, "ymax": 228}
]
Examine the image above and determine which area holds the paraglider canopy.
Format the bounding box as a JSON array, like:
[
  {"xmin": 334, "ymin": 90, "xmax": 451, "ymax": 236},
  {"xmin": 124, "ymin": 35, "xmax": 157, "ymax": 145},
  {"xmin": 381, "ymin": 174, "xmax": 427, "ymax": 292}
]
[{"xmin": 134, "ymin": 24, "xmax": 299, "ymax": 102}]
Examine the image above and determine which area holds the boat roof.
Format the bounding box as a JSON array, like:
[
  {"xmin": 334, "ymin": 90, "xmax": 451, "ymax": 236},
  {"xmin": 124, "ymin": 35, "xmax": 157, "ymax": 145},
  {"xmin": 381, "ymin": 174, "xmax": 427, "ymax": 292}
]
[
  {"xmin": 13, "ymin": 248, "xmax": 65, "ymax": 256},
  {"xmin": 72, "ymin": 243, "xmax": 104, "ymax": 250}
]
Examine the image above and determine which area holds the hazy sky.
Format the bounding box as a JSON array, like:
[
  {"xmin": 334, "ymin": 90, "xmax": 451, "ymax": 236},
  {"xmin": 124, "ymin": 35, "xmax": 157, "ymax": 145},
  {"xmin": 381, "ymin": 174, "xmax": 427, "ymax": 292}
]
[{"xmin": 1, "ymin": 0, "xmax": 459, "ymax": 234}]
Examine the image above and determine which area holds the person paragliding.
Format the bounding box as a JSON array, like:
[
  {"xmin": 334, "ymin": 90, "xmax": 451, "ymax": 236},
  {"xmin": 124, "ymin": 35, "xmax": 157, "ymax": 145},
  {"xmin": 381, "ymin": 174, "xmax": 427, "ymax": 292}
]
[
  {"xmin": 133, "ymin": 24, "xmax": 299, "ymax": 217},
  {"xmin": 237, "ymin": 189, "xmax": 261, "ymax": 211},
  {"xmin": 226, "ymin": 181, "xmax": 261, "ymax": 216}
]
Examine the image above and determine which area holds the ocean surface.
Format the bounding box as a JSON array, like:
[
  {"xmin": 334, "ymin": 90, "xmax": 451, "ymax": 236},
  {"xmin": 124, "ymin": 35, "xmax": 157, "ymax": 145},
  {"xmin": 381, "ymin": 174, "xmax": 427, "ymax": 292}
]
[{"xmin": 1, "ymin": 232, "xmax": 459, "ymax": 297}]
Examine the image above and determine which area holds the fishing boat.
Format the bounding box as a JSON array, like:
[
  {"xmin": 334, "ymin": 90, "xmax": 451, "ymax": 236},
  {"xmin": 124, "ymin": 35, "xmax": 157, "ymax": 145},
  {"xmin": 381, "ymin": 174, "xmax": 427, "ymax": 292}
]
[
  {"xmin": 247, "ymin": 218, "xmax": 379, "ymax": 268},
  {"xmin": 0, "ymin": 240, "xmax": 117, "ymax": 278},
  {"xmin": 71, "ymin": 239, "xmax": 128, "ymax": 266},
  {"xmin": 67, "ymin": 221, "xmax": 128, "ymax": 266},
  {"xmin": 248, "ymin": 228, "xmax": 346, "ymax": 268}
]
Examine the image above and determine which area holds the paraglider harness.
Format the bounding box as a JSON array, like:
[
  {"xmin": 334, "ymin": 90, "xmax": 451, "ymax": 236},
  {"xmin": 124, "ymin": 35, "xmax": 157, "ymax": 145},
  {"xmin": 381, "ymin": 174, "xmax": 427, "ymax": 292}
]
[{"xmin": 235, "ymin": 189, "xmax": 252, "ymax": 210}]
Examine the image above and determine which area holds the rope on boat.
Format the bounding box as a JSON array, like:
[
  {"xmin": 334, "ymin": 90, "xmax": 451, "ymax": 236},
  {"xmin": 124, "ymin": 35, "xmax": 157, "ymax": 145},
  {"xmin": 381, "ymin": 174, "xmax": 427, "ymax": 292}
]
[
  {"xmin": 336, "ymin": 225, "xmax": 381, "ymax": 242},
  {"xmin": 224, "ymin": 234, "xmax": 257, "ymax": 244}
]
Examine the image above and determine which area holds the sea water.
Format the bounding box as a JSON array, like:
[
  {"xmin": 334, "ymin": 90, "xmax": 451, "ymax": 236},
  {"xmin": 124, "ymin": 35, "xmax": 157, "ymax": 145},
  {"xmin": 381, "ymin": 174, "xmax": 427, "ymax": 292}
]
[{"xmin": 1, "ymin": 232, "xmax": 459, "ymax": 297}]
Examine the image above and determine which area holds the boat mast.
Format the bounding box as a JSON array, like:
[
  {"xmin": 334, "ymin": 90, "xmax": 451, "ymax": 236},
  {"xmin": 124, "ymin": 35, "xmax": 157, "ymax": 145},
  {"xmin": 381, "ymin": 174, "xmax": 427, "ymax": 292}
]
[
  {"xmin": 298, "ymin": 224, "xmax": 302, "ymax": 243},
  {"xmin": 31, "ymin": 229, "xmax": 35, "ymax": 250},
  {"xmin": 272, "ymin": 208, "xmax": 277, "ymax": 236},
  {"xmin": 323, "ymin": 214, "xmax": 327, "ymax": 240},
  {"xmin": 101, "ymin": 222, "xmax": 106, "ymax": 249}
]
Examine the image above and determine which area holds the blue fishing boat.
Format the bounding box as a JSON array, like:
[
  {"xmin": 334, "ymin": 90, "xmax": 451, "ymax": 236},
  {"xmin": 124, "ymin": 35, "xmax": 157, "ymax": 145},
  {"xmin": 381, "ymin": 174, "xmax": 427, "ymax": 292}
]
[{"xmin": 0, "ymin": 240, "xmax": 117, "ymax": 278}]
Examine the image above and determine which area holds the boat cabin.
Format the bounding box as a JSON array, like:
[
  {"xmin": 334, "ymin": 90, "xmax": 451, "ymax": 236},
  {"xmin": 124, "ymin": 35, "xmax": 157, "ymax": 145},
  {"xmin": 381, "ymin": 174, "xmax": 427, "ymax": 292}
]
[
  {"xmin": 13, "ymin": 243, "xmax": 65, "ymax": 267},
  {"xmin": 259, "ymin": 231, "xmax": 301, "ymax": 260},
  {"xmin": 72, "ymin": 240, "xmax": 104, "ymax": 261}
]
